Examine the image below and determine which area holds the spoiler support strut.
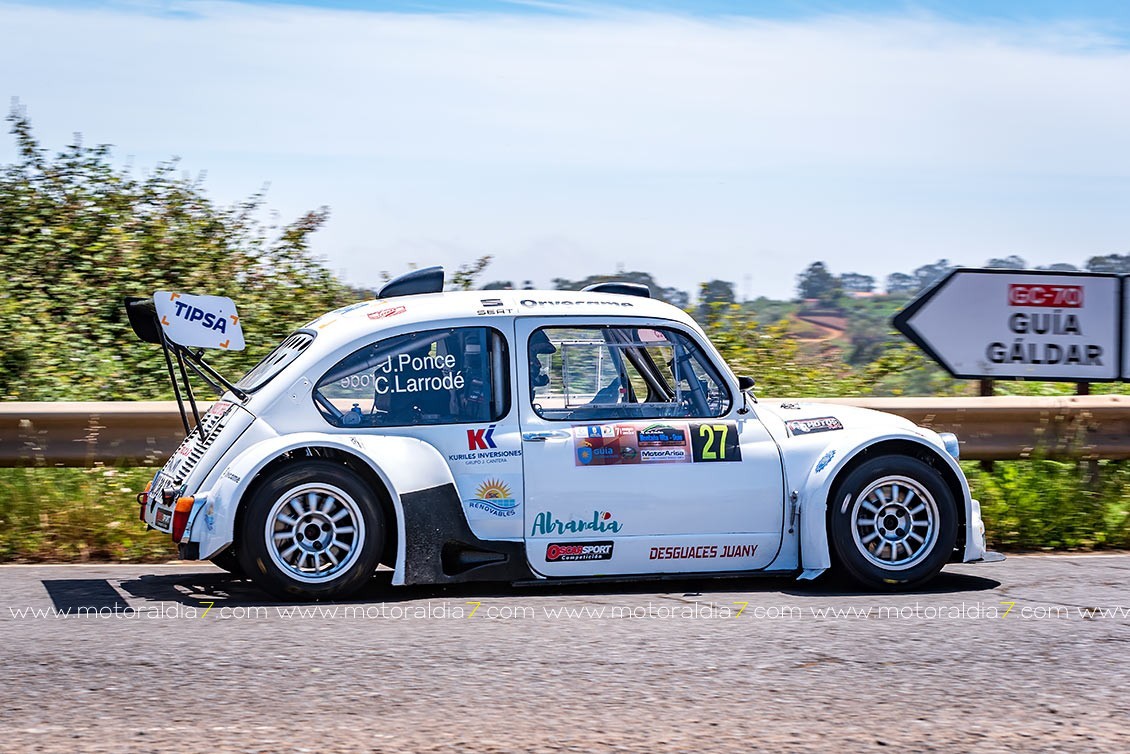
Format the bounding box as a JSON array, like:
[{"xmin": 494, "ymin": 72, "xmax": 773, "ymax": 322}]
[{"xmin": 125, "ymin": 296, "xmax": 248, "ymax": 438}]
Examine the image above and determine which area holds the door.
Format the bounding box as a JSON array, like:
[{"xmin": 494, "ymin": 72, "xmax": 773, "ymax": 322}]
[{"xmin": 516, "ymin": 317, "xmax": 785, "ymax": 577}]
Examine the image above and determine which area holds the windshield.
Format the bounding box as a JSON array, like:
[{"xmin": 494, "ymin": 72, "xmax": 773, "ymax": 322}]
[{"xmin": 235, "ymin": 331, "xmax": 316, "ymax": 393}]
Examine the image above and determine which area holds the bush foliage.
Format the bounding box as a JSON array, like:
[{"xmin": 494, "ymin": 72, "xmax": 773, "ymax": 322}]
[{"xmin": 0, "ymin": 105, "xmax": 353, "ymax": 401}]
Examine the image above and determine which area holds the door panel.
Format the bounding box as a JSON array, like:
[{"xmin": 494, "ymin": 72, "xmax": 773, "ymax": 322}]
[{"xmin": 515, "ymin": 317, "xmax": 785, "ymax": 577}]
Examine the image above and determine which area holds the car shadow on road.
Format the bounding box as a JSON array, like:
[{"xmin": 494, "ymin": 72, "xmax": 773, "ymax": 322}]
[{"xmin": 106, "ymin": 566, "xmax": 1000, "ymax": 611}]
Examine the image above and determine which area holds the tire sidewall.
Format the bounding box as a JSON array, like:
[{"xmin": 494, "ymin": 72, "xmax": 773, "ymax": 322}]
[
  {"xmin": 829, "ymin": 454, "xmax": 958, "ymax": 589},
  {"xmin": 238, "ymin": 461, "xmax": 384, "ymax": 600},
  {"xmin": 209, "ymin": 546, "xmax": 245, "ymax": 578}
]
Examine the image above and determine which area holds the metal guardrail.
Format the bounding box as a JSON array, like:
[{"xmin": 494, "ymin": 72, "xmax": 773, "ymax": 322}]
[{"xmin": 2, "ymin": 396, "xmax": 1129, "ymax": 466}]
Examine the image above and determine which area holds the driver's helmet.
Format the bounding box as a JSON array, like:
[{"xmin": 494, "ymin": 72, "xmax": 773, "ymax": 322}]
[{"xmin": 528, "ymin": 330, "xmax": 557, "ymax": 387}]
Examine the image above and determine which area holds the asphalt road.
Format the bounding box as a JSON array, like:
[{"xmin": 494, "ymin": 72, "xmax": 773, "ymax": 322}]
[{"xmin": 1, "ymin": 554, "xmax": 1128, "ymax": 753}]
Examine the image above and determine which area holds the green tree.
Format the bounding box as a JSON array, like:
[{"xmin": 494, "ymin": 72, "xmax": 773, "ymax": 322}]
[
  {"xmin": 912, "ymin": 259, "xmax": 956, "ymax": 292},
  {"xmin": 885, "ymin": 272, "xmax": 917, "ymax": 295},
  {"xmin": 448, "ymin": 256, "xmax": 493, "ymax": 291},
  {"xmin": 796, "ymin": 262, "xmax": 836, "ymax": 300},
  {"xmin": 840, "ymin": 272, "xmax": 875, "ymax": 293},
  {"xmin": 699, "ymin": 279, "xmax": 735, "ymax": 305},
  {"xmin": 480, "ymin": 280, "xmax": 515, "ymax": 290},
  {"xmin": 552, "ymin": 271, "xmax": 689, "ymax": 308},
  {"xmin": 0, "ymin": 105, "xmax": 352, "ymax": 401},
  {"xmin": 985, "ymin": 255, "xmax": 1026, "ymax": 270},
  {"xmin": 1086, "ymin": 254, "xmax": 1130, "ymax": 274}
]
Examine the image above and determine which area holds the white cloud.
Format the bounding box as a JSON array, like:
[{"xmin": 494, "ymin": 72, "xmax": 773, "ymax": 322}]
[{"xmin": 2, "ymin": 1, "xmax": 1129, "ymax": 296}]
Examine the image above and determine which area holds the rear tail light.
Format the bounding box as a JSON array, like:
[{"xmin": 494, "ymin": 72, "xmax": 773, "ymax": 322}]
[
  {"xmin": 172, "ymin": 496, "xmax": 195, "ymax": 542},
  {"xmin": 137, "ymin": 482, "xmax": 152, "ymax": 522}
]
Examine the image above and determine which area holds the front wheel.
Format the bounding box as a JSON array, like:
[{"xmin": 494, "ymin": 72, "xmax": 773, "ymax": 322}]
[
  {"xmin": 238, "ymin": 461, "xmax": 385, "ymax": 600},
  {"xmin": 829, "ymin": 455, "xmax": 957, "ymax": 589}
]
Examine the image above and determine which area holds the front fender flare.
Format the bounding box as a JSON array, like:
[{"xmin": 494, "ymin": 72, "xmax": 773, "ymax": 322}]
[{"xmin": 797, "ymin": 431, "xmax": 976, "ymax": 572}]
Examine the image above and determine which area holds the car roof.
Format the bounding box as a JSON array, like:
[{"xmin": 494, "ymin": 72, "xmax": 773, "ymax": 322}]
[{"xmin": 300, "ymin": 289, "xmax": 700, "ymax": 351}]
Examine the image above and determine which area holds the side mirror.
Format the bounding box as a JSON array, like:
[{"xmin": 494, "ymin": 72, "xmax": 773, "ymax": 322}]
[{"xmin": 738, "ymin": 375, "xmax": 756, "ymax": 391}]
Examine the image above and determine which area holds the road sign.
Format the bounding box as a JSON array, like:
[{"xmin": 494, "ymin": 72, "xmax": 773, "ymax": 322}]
[
  {"xmin": 893, "ymin": 269, "xmax": 1121, "ymax": 382},
  {"xmin": 1124, "ymin": 282, "xmax": 1130, "ymax": 382}
]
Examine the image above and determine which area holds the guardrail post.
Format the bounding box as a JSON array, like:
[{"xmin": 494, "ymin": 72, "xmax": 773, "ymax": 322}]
[{"xmin": 978, "ymin": 380, "xmax": 995, "ymax": 471}]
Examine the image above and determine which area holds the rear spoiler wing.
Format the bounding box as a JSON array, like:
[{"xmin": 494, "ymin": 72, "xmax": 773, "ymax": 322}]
[{"xmin": 124, "ymin": 295, "xmax": 249, "ymax": 437}]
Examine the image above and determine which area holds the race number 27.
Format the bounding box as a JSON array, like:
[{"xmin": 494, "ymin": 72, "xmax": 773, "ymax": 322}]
[{"xmin": 691, "ymin": 422, "xmax": 742, "ymax": 463}]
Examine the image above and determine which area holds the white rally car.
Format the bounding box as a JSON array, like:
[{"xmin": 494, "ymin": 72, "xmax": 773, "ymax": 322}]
[{"xmin": 127, "ymin": 267, "xmax": 997, "ymax": 600}]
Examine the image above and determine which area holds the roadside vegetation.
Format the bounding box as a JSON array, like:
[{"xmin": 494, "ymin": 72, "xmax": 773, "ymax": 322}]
[{"xmin": 2, "ymin": 106, "xmax": 1128, "ymax": 562}]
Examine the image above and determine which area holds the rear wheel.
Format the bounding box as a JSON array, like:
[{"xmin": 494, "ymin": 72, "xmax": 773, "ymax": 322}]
[
  {"xmin": 238, "ymin": 461, "xmax": 385, "ymax": 600},
  {"xmin": 829, "ymin": 455, "xmax": 957, "ymax": 589},
  {"xmin": 209, "ymin": 546, "xmax": 244, "ymax": 578}
]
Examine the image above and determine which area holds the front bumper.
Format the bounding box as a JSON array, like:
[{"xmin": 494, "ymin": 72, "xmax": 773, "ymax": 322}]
[{"xmin": 961, "ymin": 497, "xmax": 1003, "ymax": 564}]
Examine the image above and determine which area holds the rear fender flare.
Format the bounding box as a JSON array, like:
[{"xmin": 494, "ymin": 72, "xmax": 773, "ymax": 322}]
[{"xmin": 190, "ymin": 432, "xmax": 456, "ymax": 585}]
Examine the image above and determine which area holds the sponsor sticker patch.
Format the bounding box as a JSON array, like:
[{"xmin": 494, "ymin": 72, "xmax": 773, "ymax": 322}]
[
  {"xmin": 573, "ymin": 422, "xmax": 741, "ymax": 466},
  {"xmin": 785, "ymin": 416, "xmax": 845, "ymax": 436},
  {"xmin": 531, "ymin": 510, "xmax": 622, "ymax": 536},
  {"xmin": 465, "ymin": 479, "xmax": 519, "ymax": 518},
  {"xmin": 648, "ymin": 544, "xmax": 758, "ymax": 560},
  {"xmin": 815, "ymin": 449, "xmax": 836, "ymax": 473},
  {"xmin": 545, "ymin": 541, "xmax": 614, "ymax": 562},
  {"xmin": 367, "ymin": 305, "xmax": 407, "ymax": 320}
]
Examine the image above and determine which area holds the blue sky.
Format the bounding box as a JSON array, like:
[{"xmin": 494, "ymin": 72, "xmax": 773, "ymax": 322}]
[
  {"xmin": 2, "ymin": 0, "xmax": 1129, "ymax": 299},
  {"xmin": 32, "ymin": 0, "xmax": 1130, "ymax": 25}
]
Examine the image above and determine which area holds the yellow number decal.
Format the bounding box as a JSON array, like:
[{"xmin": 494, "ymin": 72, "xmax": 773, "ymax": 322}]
[
  {"xmin": 714, "ymin": 424, "xmax": 728, "ymax": 460},
  {"xmin": 700, "ymin": 424, "xmax": 717, "ymax": 460}
]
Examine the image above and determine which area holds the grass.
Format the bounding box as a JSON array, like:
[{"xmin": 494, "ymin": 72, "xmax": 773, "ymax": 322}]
[
  {"xmin": 0, "ymin": 461, "xmax": 1128, "ymax": 562},
  {"xmin": 0, "ymin": 466, "xmax": 176, "ymax": 562},
  {"xmin": 963, "ymin": 460, "xmax": 1130, "ymax": 551}
]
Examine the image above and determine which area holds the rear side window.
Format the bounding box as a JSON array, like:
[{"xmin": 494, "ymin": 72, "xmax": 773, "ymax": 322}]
[
  {"xmin": 236, "ymin": 332, "xmax": 315, "ymax": 392},
  {"xmin": 314, "ymin": 327, "xmax": 509, "ymax": 427}
]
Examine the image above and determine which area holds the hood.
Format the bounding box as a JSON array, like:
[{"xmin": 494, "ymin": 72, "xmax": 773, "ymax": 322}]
[{"xmin": 759, "ymin": 401, "xmax": 919, "ymax": 439}]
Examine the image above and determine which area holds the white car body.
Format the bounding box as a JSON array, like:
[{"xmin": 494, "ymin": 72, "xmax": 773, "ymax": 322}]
[{"xmin": 138, "ymin": 285, "xmax": 991, "ymax": 594}]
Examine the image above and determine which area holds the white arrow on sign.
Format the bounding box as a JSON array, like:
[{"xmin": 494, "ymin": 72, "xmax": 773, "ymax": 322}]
[{"xmin": 893, "ymin": 269, "xmax": 1121, "ymax": 381}]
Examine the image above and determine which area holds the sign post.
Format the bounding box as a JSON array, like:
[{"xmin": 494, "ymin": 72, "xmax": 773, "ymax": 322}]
[{"xmin": 893, "ymin": 270, "xmax": 1122, "ymax": 383}]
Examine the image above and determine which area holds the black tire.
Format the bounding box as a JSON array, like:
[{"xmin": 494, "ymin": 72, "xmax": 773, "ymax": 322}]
[
  {"xmin": 209, "ymin": 546, "xmax": 245, "ymax": 578},
  {"xmin": 829, "ymin": 454, "xmax": 957, "ymax": 589},
  {"xmin": 237, "ymin": 460, "xmax": 385, "ymax": 600}
]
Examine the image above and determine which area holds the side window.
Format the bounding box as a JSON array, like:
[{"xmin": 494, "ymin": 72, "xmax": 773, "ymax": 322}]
[
  {"xmin": 529, "ymin": 326, "xmax": 731, "ymax": 421},
  {"xmin": 314, "ymin": 327, "xmax": 510, "ymax": 427}
]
